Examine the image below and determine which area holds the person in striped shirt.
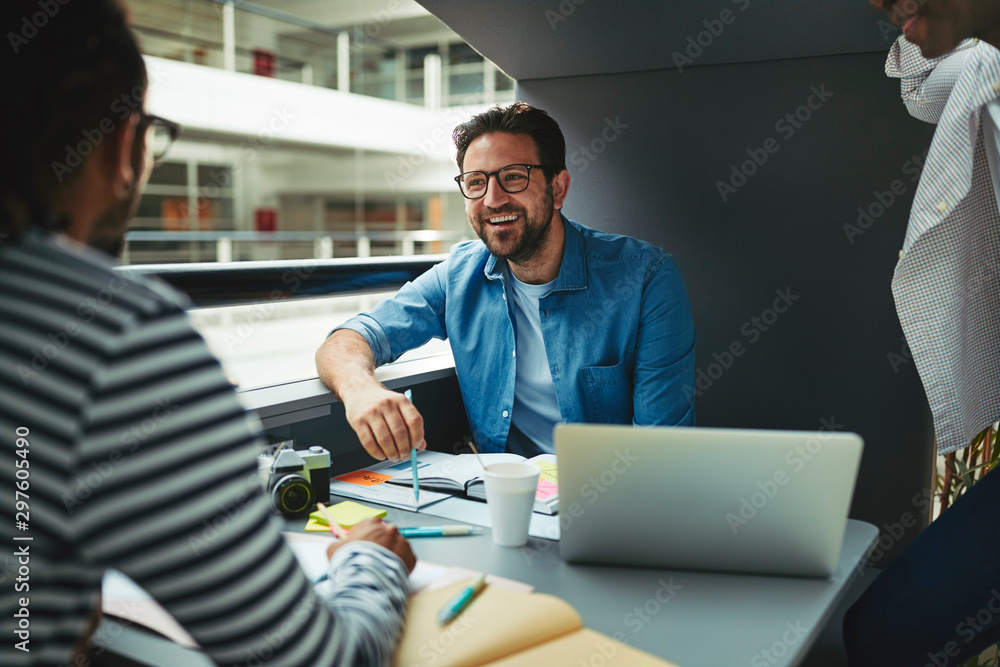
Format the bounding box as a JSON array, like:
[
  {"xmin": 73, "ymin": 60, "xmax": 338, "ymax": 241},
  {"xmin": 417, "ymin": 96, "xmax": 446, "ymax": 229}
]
[{"xmin": 0, "ymin": 1, "xmax": 414, "ymax": 665}]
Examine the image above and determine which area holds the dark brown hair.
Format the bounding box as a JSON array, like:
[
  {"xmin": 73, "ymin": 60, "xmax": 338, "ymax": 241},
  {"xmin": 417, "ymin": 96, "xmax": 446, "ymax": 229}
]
[
  {"xmin": 452, "ymin": 101, "xmax": 567, "ymax": 176},
  {"xmin": 0, "ymin": 0, "xmax": 147, "ymax": 240}
]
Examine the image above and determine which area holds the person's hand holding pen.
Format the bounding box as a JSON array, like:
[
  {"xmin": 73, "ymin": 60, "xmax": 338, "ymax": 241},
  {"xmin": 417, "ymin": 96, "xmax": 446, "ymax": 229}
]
[
  {"xmin": 316, "ymin": 330, "xmax": 427, "ymax": 462},
  {"xmin": 325, "ymin": 517, "xmax": 417, "ymax": 572},
  {"xmin": 341, "ymin": 381, "xmax": 427, "ymax": 462}
]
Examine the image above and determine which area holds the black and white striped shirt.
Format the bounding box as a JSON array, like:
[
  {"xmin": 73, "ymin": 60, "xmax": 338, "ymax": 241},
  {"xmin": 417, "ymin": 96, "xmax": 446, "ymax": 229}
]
[{"xmin": 0, "ymin": 230, "xmax": 409, "ymax": 666}]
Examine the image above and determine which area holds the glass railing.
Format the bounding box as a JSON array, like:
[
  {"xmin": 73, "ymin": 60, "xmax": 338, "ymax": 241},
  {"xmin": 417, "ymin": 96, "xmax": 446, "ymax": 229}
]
[
  {"xmin": 127, "ymin": 0, "xmax": 514, "ymax": 108},
  {"xmin": 119, "ymin": 256, "xmax": 452, "ymax": 390}
]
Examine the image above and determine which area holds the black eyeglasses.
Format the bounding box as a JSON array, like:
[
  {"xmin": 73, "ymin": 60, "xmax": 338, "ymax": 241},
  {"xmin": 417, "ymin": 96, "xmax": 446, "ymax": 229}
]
[
  {"xmin": 138, "ymin": 111, "xmax": 181, "ymax": 164},
  {"xmin": 454, "ymin": 163, "xmax": 545, "ymax": 199}
]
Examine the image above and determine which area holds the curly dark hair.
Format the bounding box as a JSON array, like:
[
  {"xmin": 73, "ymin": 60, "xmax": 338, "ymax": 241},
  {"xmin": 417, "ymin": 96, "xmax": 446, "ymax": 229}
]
[
  {"xmin": 0, "ymin": 0, "xmax": 147, "ymax": 241},
  {"xmin": 452, "ymin": 101, "xmax": 567, "ymax": 176}
]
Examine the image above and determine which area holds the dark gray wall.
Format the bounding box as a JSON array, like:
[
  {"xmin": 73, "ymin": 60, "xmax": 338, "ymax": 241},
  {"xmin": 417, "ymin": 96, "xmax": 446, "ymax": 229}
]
[
  {"xmin": 517, "ymin": 52, "xmax": 935, "ymax": 560},
  {"xmin": 417, "ymin": 0, "xmax": 940, "ymax": 562}
]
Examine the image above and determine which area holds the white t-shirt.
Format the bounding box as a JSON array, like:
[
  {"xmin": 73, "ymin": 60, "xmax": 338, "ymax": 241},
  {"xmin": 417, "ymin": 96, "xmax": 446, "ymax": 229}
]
[{"xmin": 508, "ymin": 271, "xmax": 562, "ymax": 453}]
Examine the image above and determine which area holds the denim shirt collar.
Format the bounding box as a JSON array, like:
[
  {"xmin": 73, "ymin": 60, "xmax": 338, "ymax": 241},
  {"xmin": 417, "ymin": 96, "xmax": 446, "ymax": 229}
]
[{"xmin": 483, "ymin": 213, "xmax": 588, "ymax": 292}]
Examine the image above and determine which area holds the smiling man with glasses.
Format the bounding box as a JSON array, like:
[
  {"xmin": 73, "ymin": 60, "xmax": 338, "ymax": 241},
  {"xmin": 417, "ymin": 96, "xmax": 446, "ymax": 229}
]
[{"xmin": 317, "ymin": 102, "xmax": 696, "ymax": 460}]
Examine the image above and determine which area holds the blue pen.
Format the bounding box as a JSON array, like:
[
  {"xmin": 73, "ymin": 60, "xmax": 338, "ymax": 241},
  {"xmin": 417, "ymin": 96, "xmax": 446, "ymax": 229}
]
[
  {"xmin": 404, "ymin": 389, "xmax": 418, "ymax": 503},
  {"xmin": 438, "ymin": 574, "xmax": 487, "ymax": 625},
  {"xmin": 399, "ymin": 525, "xmax": 484, "ymax": 538}
]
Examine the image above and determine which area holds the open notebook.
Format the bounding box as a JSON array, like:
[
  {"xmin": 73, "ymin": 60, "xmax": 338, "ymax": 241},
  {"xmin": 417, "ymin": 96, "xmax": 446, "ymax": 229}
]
[
  {"xmin": 101, "ymin": 534, "xmax": 535, "ymax": 652},
  {"xmin": 386, "ymin": 453, "xmax": 559, "ymax": 515},
  {"xmin": 393, "ymin": 578, "xmax": 678, "ymax": 667}
]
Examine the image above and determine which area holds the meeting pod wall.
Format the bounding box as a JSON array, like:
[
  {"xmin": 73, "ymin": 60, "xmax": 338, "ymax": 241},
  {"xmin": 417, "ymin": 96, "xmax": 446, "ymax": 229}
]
[{"xmin": 418, "ymin": 0, "xmax": 936, "ymax": 562}]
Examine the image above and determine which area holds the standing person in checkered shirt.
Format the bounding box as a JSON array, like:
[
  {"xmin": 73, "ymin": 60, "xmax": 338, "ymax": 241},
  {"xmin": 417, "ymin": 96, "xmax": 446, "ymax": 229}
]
[{"xmin": 844, "ymin": 2, "xmax": 1000, "ymax": 666}]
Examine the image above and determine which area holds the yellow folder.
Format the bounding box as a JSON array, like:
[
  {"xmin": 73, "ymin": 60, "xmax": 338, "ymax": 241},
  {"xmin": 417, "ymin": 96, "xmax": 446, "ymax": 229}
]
[{"xmin": 393, "ymin": 578, "xmax": 679, "ymax": 667}]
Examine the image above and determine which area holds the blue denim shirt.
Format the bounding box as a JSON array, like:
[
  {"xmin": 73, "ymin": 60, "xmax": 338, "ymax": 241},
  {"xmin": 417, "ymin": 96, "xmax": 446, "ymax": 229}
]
[{"xmin": 335, "ymin": 216, "xmax": 696, "ymax": 453}]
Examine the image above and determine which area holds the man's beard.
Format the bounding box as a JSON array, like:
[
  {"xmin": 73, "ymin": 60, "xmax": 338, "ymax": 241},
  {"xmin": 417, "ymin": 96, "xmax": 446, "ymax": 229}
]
[
  {"xmin": 471, "ymin": 184, "xmax": 555, "ymax": 265},
  {"xmin": 88, "ymin": 137, "xmax": 146, "ymax": 258}
]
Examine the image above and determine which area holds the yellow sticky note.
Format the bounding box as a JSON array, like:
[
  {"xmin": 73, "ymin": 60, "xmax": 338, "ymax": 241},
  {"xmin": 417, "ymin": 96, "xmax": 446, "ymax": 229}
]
[
  {"xmin": 304, "ymin": 516, "xmax": 333, "ymax": 532},
  {"xmin": 308, "ymin": 501, "xmax": 387, "ymax": 530},
  {"xmin": 532, "ymin": 460, "xmax": 558, "ymax": 484}
]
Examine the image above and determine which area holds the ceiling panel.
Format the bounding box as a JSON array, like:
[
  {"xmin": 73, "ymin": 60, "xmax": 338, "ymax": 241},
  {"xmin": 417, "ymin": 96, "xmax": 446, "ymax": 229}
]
[{"xmin": 416, "ymin": 0, "xmax": 898, "ymax": 80}]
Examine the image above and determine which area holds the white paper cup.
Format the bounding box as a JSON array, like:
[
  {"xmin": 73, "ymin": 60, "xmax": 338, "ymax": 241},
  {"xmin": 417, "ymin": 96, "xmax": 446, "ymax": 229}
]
[{"xmin": 482, "ymin": 462, "xmax": 541, "ymax": 547}]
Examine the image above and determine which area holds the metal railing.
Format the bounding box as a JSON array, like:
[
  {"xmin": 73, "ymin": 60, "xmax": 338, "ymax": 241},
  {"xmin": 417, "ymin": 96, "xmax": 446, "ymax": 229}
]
[{"xmin": 122, "ymin": 229, "xmax": 473, "ymax": 264}]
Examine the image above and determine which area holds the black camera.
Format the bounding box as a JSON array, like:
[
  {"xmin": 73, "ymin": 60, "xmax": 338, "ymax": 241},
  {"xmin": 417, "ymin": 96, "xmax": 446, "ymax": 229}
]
[{"xmin": 266, "ymin": 446, "xmax": 330, "ymax": 518}]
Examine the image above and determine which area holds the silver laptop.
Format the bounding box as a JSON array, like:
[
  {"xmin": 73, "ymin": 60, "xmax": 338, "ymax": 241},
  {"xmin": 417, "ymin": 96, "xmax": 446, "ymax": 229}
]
[{"xmin": 555, "ymin": 424, "xmax": 863, "ymax": 577}]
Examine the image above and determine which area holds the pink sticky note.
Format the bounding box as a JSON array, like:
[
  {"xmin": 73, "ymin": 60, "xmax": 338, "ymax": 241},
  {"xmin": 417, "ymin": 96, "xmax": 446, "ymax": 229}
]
[{"xmin": 535, "ymin": 479, "xmax": 558, "ymax": 500}]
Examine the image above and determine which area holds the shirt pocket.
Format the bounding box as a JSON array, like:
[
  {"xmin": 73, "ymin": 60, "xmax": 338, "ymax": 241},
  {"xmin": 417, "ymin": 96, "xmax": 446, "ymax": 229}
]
[{"xmin": 582, "ymin": 354, "xmax": 633, "ymax": 424}]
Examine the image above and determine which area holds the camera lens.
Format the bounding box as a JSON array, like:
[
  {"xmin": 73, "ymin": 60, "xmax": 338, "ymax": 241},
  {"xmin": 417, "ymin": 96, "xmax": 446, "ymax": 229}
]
[{"xmin": 272, "ymin": 475, "xmax": 314, "ymax": 518}]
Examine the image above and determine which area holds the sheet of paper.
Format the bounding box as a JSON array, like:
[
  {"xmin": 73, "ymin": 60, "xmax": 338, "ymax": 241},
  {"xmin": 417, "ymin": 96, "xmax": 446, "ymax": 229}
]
[
  {"xmin": 379, "ymin": 458, "xmax": 430, "ymax": 474},
  {"xmin": 420, "ymin": 497, "xmax": 561, "ymax": 540},
  {"xmin": 328, "ymin": 478, "xmax": 452, "ymax": 511},
  {"xmin": 101, "ymin": 570, "xmax": 199, "ymax": 649},
  {"xmin": 282, "ymin": 537, "xmax": 527, "ymax": 594},
  {"xmin": 391, "ymin": 453, "xmax": 524, "ymax": 483},
  {"xmin": 408, "ymin": 560, "xmax": 451, "ymax": 592},
  {"xmin": 288, "ymin": 541, "xmax": 332, "ymax": 583},
  {"xmin": 290, "ymin": 538, "xmax": 417, "ymax": 586},
  {"xmin": 283, "ymin": 531, "xmax": 337, "ymax": 545},
  {"xmin": 367, "ymin": 449, "xmax": 455, "ymax": 476},
  {"xmin": 103, "ymin": 568, "xmax": 150, "ymax": 601},
  {"xmin": 411, "ymin": 565, "xmax": 535, "ymax": 595}
]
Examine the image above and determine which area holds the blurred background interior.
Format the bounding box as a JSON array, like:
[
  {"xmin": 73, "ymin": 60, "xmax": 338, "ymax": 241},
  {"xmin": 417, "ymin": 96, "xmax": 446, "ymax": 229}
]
[{"xmin": 126, "ymin": 0, "xmax": 511, "ymax": 388}]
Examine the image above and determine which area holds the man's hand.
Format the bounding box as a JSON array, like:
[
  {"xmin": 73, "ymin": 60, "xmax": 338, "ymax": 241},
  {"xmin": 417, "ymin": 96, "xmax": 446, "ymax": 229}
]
[
  {"xmin": 342, "ymin": 382, "xmax": 426, "ymax": 462},
  {"xmin": 316, "ymin": 329, "xmax": 426, "ymax": 461},
  {"xmin": 326, "ymin": 518, "xmax": 417, "ymax": 572}
]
